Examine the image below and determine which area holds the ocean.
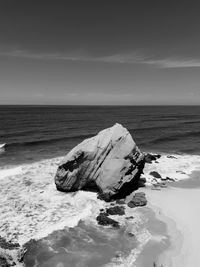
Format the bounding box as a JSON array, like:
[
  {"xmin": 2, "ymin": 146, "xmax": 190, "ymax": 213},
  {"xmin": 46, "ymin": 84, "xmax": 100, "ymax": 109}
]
[
  {"xmin": 1, "ymin": 105, "xmax": 200, "ymax": 167},
  {"xmin": 0, "ymin": 105, "xmax": 200, "ymax": 267}
]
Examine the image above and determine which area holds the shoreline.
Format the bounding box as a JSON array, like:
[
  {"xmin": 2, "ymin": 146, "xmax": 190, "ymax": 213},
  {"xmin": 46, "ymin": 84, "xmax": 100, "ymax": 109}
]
[
  {"xmin": 141, "ymin": 180, "xmax": 200, "ymax": 267},
  {"xmin": 133, "ymin": 204, "xmax": 170, "ymax": 267},
  {"xmin": 0, "ymin": 152, "xmax": 200, "ymax": 266},
  {"xmin": 147, "ymin": 196, "xmax": 183, "ymax": 267}
]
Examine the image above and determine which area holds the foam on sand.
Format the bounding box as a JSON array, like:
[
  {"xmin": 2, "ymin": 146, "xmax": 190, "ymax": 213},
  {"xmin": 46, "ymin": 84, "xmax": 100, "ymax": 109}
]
[{"xmin": 143, "ymin": 153, "xmax": 200, "ymax": 184}]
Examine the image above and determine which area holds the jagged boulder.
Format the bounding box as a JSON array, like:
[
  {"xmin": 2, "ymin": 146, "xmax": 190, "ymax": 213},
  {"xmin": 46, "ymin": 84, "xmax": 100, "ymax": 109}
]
[{"xmin": 55, "ymin": 123, "xmax": 144, "ymax": 201}]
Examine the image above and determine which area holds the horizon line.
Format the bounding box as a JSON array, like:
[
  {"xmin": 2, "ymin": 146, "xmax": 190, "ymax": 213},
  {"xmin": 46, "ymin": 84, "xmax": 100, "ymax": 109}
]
[{"xmin": 0, "ymin": 104, "xmax": 200, "ymax": 107}]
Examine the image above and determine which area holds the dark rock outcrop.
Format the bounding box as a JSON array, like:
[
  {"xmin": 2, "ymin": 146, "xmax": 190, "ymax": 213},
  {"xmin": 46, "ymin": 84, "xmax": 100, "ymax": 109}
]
[
  {"xmin": 55, "ymin": 124, "xmax": 144, "ymax": 201},
  {"xmin": 106, "ymin": 205, "xmax": 125, "ymax": 216},
  {"xmin": 161, "ymin": 176, "xmax": 175, "ymax": 182},
  {"xmin": 149, "ymin": 171, "xmax": 162, "ymax": 179},
  {"xmin": 96, "ymin": 213, "xmax": 120, "ymax": 228},
  {"xmin": 145, "ymin": 153, "xmax": 161, "ymax": 164},
  {"xmin": 127, "ymin": 192, "xmax": 147, "ymax": 208}
]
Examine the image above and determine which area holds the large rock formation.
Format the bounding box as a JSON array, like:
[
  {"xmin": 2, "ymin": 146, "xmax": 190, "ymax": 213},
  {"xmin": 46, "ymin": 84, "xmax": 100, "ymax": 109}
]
[{"xmin": 55, "ymin": 123, "xmax": 144, "ymax": 201}]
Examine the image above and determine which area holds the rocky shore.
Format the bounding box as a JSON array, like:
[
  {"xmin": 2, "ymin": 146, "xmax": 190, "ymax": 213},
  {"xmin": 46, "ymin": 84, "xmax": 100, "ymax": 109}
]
[
  {"xmin": 1, "ymin": 123, "xmax": 198, "ymax": 266},
  {"xmin": 96, "ymin": 192, "xmax": 148, "ymax": 228}
]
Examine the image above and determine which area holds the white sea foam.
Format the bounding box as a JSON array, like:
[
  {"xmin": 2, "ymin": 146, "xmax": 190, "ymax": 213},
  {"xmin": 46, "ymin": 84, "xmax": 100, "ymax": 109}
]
[
  {"xmin": 104, "ymin": 210, "xmax": 151, "ymax": 267},
  {"xmin": 0, "ymin": 152, "xmax": 199, "ymax": 260},
  {"xmin": 0, "ymin": 143, "xmax": 5, "ymax": 148},
  {"xmin": 0, "ymin": 166, "xmax": 23, "ymax": 180},
  {"xmin": 143, "ymin": 153, "xmax": 200, "ymax": 185},
  {"xmin": 109, "ymin": 215, "xmax": 151, "ymax": 267},
  {"xmin": 0, "ymin": 157, "xmax": 106, "ymax": 245},
  {"xmin": 117, "ymin": 228, "xmax": 151, "ymax": 267}
]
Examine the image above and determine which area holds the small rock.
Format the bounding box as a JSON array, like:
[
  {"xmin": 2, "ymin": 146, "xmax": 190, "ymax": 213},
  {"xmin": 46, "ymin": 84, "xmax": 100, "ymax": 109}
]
[
  {"xmin": 125, "ymin": 216, "xmax": 134, "ymax": 220},
  {"xmin": 96, "ymin": 213, "xmax": 120, "ymax": 228},
  {"xmin": 127, "ymin": 232, "xmax": 135, "ymax": 237},
  {"xmin": 145, "ymin": 153, "xmax": 161, "ymax": 163},
  {"xmin": 149, "ymin": 171, "xmax": 162, "ymax": 179},
  {"xmin": 98, "ymin": 192, "xmax": 112, "ymax": 202},
  {"xmin": 161, "ymin": 176, "xmax": 175, "ymax": 182},
  {"xmin": 127, "ymin": 202, "xmax": 137, "ymax": 208},
  {"xmin": 166, "ymin": 177, "xmax": 175, "ymax": 182},
  {"xmin": 106, "ymin": 206, "xmax": 125, "ymax": 216},
  {"xmin": 127, "ymin": 192, "xmax": 147, "ymax": 208},
  {"xmin": 115, "ymin": 252, "xmax": 123, "ymax": 258},
  {"xmin": 167, "ymin": 155, "xmax": 177, "ymax": 159}
]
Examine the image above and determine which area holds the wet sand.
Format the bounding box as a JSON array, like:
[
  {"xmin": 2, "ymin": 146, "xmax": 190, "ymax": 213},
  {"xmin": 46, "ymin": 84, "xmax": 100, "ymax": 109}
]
[
  {"xmin": 134, "ymin": 206, "xmax": 171, "ymax": 267},
  {"xmin": 143, "ymin": 181, "xmax": 200, "ymax": 267}
]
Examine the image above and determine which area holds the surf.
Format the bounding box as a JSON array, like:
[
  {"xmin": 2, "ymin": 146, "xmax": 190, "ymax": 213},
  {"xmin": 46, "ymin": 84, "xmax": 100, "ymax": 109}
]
[{"xmin": 0, "ymin": 143, "xmax": 5, "ymax": 149}]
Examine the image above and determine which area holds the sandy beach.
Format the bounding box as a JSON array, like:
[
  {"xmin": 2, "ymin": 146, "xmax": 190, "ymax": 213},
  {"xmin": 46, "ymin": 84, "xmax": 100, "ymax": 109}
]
[{"xmin": 144, "ymin": 183, "xmax": 200, "ymax": 267}]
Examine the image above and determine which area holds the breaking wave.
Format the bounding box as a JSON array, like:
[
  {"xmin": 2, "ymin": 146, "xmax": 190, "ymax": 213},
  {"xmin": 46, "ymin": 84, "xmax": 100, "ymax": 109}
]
[{"xmin": 4, "ymin": 134, "xmax": 93, "ymax": 149}]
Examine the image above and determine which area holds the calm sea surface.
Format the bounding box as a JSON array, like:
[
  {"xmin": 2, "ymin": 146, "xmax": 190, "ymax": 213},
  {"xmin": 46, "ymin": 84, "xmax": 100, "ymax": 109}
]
[{"xmin": 0, "ymin": 105, "xmax": 200, "ymax": 167}]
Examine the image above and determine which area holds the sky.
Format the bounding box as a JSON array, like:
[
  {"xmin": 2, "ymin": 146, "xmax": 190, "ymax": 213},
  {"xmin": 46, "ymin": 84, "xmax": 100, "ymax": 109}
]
[{"xmin": 0, "ymin": 0, "xmax": 200, "ymax": 105}]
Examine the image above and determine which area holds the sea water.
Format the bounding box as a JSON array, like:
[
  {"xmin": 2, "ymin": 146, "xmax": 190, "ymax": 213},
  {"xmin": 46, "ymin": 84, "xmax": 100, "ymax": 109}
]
[{"xmin": 0, "ymin": 105, "xmax": 200, "ymax": 266}]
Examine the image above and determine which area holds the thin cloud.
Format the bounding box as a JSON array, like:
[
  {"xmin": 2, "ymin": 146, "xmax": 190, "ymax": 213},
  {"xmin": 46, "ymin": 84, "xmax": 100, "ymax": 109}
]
[
  {"xmin": 1, "ymin": 49, "xmax": 200, "ymax": 68},
  {"xmin": 0, "ymin": 50, "xmax": 88, "ymax": 61},
  {"xmin": 144, "ymin": 58, "xmax": 200, "ymax": 68},
  {"xmin": 0, "ymin": 49, "xmax": 146, "ymax": 64}
]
